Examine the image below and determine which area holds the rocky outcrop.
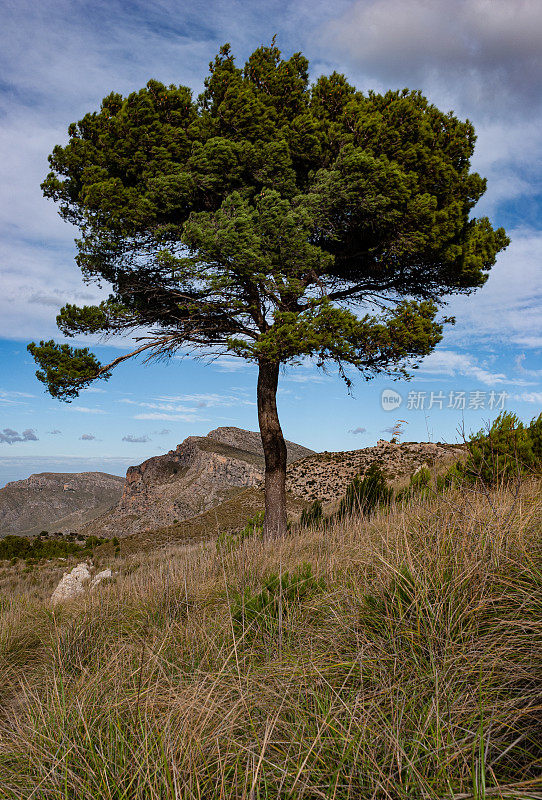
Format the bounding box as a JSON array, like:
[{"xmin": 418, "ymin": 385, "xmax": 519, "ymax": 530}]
[
  {"xmin": 206, "ymin": 427, "xmax": 313, "ymax": 464},
  {"xmin": 0, "ymin": 472, "xmax": 125, "ymax": 537},
  {"xmin": 51, "ymin": 562, "xmax": 92, "ymax": 605},
  {"xmin": 81, "ymin": 427, "xmax": 314, "ymax": 537},
  {"xmin": 51, "ymin": 563, "xmax": 115, "ymax": 605},
  {"xmin": 286, "ymin": 440, "xmax": 464, "ymax": 504},
  {"xmin": 90, "ymin": 568, "xmax": 113, "ymax": 590}
]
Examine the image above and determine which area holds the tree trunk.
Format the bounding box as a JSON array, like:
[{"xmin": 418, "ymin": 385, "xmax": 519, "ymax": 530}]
[{"xmin": 257, "ymin": 359, "xmax": 288, "ymax": 540}]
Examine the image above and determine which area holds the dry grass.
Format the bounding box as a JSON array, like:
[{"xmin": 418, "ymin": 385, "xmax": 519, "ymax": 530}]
[{"xmin": 0, "ymin": 478, "xmax": 541, "ymax": 799}]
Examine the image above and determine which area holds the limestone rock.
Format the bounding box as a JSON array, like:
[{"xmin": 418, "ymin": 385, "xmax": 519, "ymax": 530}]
[
  {"xmin": 90, "ymin": 568, "xmax": 113, "ymax": 589},
  {"xmin": 51, "ymin": 563, "xmax": 92, "ymax": 606}
]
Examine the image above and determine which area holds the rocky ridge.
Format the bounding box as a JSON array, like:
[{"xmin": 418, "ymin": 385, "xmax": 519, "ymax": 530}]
[
  {"xmin": 0, "ymin": 472, "xmax": 125, "ymax": 537},
  {"xmin": 285, "ymin": 440, "xmax": 464, "ymax": 505}
]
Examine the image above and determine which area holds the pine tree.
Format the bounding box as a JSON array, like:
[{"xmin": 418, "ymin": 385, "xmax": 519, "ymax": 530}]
[{"xmin": 28, "ymin": 42, "xmax": 508, "ymax": 538}]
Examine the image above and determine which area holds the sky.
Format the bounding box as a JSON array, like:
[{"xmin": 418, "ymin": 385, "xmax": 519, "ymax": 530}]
[{"xmin": 1, "ymin": 0, "xmax": 541, "ymax": 486}]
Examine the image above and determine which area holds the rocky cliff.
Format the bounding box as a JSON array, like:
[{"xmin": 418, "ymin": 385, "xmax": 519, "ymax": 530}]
[
  {"xmin": 82, "ymin": 427, "xmax": 314, "ymax": 537},
  {"xmin": 0, "ymin": 472, "xmax": 125, "ymax": 537}
]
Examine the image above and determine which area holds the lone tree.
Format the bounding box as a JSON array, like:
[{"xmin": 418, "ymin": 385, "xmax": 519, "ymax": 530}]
[{"xmin": 29, "ymin": 43, "xmax": 508, "ymax": 539}]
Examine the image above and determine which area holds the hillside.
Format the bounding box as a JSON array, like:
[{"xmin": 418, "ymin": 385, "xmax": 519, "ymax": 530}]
[
  {"xmin": 0, "ymin": 472, "xmax": 124, "ymax": 537},
  {"xmin": 1, "ymin": 476, "xmax": 540, "ymax": 797},
  {"xmin": 81, "ymin": 426, "xmax": 314, "ymax": 537},
  {"xmin": 286, "ymin": 438, "xmax": 464, "ymax": 505},
  {"xmin": 90, "ymin": 438, "xmax": 464, "ymax": 551}
]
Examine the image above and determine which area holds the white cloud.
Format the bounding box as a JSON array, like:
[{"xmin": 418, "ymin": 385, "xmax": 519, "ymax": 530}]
[
  {"xmin": 323, "ymin": 0, "xmax": 542, "ymax": 117},
  {"xmin": 444, "ymin": 229, "xmax": 542, "ymax": 349},
  {"xmin": 210, "ymin": 355, "xmax": 252, "ymax": 373},
  {"xmin": 154, "ymin": 392, "xmax": 254, "ymax": 407},
  {"xmin": 282, "ymin": 372, "xmax": 330, "ymax": 384},
  {"xmin": 133, "ymin": 412, "xmax": 205, "ymax": 422},
  {"xmin": 121, "ymin": 392, "xmax": 254, "ymax": 416},
  {"xmin": 0, "ymin": 389, "xmax": 35, "ymax": 405},
  {"xmin": 514, "ymin": 337, "xmax": 542, "ymax": 349},
  {"xmin": 419, "ymin": 350, "xmax": 527, "ymax": 387},
  {"xmin": 70, "ymin": 406, "xmax": 107, "ymax": 415},
  {"xmin": 510, "ymin": 392, "xmax": 542, "ymax": 405},
  {"xmin": 319, "ymin": 0, "xmax": 542, "ymax": 215},
  {"xmin": 513, "ymin": 353, "xmax": 542, "ymax": 380}
]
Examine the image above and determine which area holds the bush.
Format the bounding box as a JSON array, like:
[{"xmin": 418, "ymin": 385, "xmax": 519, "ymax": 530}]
[
  {"xmin": 466, "ymin": 412, "xmax": 534, "ymax": 483},
  {"xmin": 231, "ymin": 562, "xmax": 325, "ymax": 638},
  {"xmin": 528, "ymin": 412, "xmax": 542, "ymax": 463},
  {"xmin": 0, "ymin": 534, "xmax": 111, "ymax": 562},
  {"xmin": 336, "ymin": 462, "xmax": 392, "ymax": 519},
  {"xmin": 396, "ymin": 465, "xmax": 433, "ymax": 503},
  {"xmin": 216, "ymin": 511, "xmax": 265, "ymax": 554},
  {"xmin": 300, "ymin": 499, "xmax": 324, "ymax": 527},
  {"xmin": 439, "ymin": 412, "xmax": 537, "ymax": 489}
]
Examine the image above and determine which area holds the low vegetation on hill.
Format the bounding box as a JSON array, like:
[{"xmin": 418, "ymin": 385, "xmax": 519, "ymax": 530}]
[
  {"xmin": 0, "ymin": 532, "xmax": 114, "ymax": 563},
  {"xmin": 1, "ymin": 449, "xmax": 541, "ymax": 797}
]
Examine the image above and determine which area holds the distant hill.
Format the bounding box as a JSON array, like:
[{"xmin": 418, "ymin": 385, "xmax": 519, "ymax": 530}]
[
  {"xmin": 0, "ymin": 472, "xmax": 125, "ymax": 537},
  {"xmin": 286, "ymin": 439, "xmax": 465, "ymax": 505},
  {"xmin": 80, "ymin": 426, "xmax": 314, "ymax": 538}
]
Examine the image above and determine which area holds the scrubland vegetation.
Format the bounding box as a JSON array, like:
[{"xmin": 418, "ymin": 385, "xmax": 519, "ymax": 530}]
[
  {"xmin": 0, "ymin": 533, "xmax": 113, "ymax": 563},
  {"xmin": 1, "ymin": 462, "xmax": 541, "ymax": 798}
]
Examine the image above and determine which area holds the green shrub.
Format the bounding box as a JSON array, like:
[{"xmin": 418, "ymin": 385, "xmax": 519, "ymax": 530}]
[
  {"xmin": 436, "ymin": 459, "xmax": 465, "ymax": 491},
  {"xmin": 216, "ymin": 511, "xmax": 264, "ymax": 554},
  {"xmin": 397, "ymin": 465, "xmax": 433, "ymax": 503},
  {"xmin": 231, "ymin": 562, "xmax": 325, "ymax": 638},
  {"xmin": 528, "ymin": 412, "xmax": 542, "ymax": 463},
  {"xmin": 300, "ymin": 499, "xmax": 324, "ymax": 527},
  {"xmin": 336, "ymin": 462, "xmax": 392, "ymax": 519},
  {"xmin": 466, "ymin": 412, "xmax": 534, "ymax": 483},
  {"xmin": 0, "ymin": 533, "xmax": 111, "ymax": 562},
  {"xmin": 439, "ymin": 412, "xmax": 537, "ymax": 489}
]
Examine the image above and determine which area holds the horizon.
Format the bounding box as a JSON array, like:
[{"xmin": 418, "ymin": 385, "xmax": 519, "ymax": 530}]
[{"xmin": 1, "ymin": 0, "xmax": 541, "ymax": 486}]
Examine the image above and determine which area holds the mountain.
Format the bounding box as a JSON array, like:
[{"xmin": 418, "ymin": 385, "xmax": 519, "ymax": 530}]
[
  {"xmin": 92, "ymin": 439, "xmax": 465, "ymax": 556},
  {"xmin": 1, "ymin": 429, "xmax": 462, "ymax": 546},
  {"xmin": 0, "ymin": 472, "xmax": 125, "ymax": 537},
  {"xmin": 80, "ymin": 427, "xmax": 314, "ymax": 537}
]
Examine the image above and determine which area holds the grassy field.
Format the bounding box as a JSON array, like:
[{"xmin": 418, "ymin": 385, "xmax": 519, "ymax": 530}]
[{"xmin": 0, "ymin": 477, "xmax": 541, "ymax": 798}]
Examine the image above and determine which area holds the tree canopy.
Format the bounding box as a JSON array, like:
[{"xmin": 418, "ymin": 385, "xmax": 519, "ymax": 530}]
[{"xmin": 28, "ymin": 42, "xmax": 509, "ymax": 537}]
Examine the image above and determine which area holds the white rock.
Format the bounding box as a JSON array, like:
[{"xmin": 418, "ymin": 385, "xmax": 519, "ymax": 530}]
[
  {"xmin": 51, "ymin": 563, "xmax": 91, "ymax": 606},
  {"xmin": 90, "ymin": 568, "xmax": 113, "ymax": 590}
]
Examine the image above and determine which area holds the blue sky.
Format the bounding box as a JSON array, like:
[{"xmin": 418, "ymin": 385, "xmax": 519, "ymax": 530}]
[{"xmin": 1, "ymin": 0, "xmax": 541, "ymax": 486}]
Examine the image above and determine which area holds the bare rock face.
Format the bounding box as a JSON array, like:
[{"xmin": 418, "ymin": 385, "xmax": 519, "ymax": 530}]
[
  {"xmin": 0, "ymin": 472, "xmax": 125, "ymax": 537},
  {"xmin": 206, "ymin": 427, "xmax": 313, "ymax": 464},
  {"xmin": 82, "ymin": 427, "xmax": 314, "ymax": 537}
]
